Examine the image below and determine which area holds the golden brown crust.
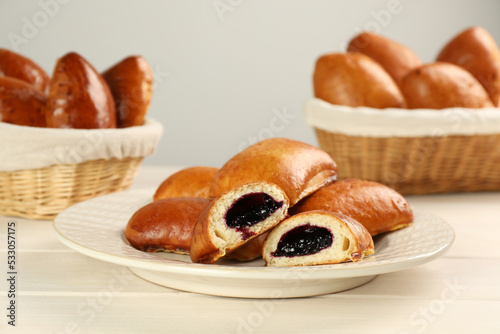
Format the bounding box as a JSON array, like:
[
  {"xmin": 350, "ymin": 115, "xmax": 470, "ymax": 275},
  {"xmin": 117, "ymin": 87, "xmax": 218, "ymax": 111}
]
[
  {"xmin": 102, "ymin": 55, "xmax": 153, "ymax": 128},
  {"xmin": 208, "ymin": 138, "xmax": 337, "ymax": 206},
  {"xmin": 45, "ymin": 52, "xmax": 116, "ymax": 129},
  {"xmin": 0, "ymin": 76, "xmax": 47, "ymax": 127},
  {"xmin": 191, "ymin": 208, "xmax": 268, "ymax": 263},
  {"xmin": 262, "ymin": 210, "xmax": 374, "ymax": 267},
  {"xmin": 154, "ymin": 166, "xmax": 219, "ymax": 201},
  {"xmin": 125, "ymin": 197, "xmax": 211, "ymax": 254},
  {"xmin": 191, "ymin": 181, "xmax": 290, "ymax": 264},
  {"xmin": 190, "ymin": 199, "xmax": 221, "ymax": 263},
  {"xmin": 437, "ymin": 26, "xmax": 500, "ymax": 106},
  {"xmin": 313, "ymin": 52, "xmax": 406, "ymax": 108},
  {"xmin": 290, "ymin": 179, "xmax": 413, "ymax": 236},
  {"xmin": 0, "ymin": 48, "xmax": 50, "ymax": 93},
  {"xmin": 400, "ymin": 62, "xmax": 493, "ymax": 109},
  {"xmin": 332, "ymin": 212, "xmax": 374, "ymax": 260},
  {"xmin": 347, "ymin": 31, "xmax": 422, "ymax": 86}
]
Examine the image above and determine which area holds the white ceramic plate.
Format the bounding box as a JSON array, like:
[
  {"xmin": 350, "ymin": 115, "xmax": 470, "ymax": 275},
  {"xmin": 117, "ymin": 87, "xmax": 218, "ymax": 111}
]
[{"xmin": 53, "ymin": 188, "xmax": 455, "ymax": 298}]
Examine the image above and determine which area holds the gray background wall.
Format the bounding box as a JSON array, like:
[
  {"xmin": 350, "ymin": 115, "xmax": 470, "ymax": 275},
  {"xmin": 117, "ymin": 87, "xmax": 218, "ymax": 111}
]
[{"xmin": 1, "ymin": 0, "xmax": 499, "ymax": 167}]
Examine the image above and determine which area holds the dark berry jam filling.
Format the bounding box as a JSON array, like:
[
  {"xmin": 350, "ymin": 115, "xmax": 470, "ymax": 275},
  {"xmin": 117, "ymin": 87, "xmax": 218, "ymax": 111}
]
[
  {"xmin": 271, "ymin": 224, "xmax": 333, "ymax": 257},
  {"xmin": 235, "ymin": 227, "xmax": 256, "ymax": 240},
  {"xmin": 224, "ymin": 192, "xmax": 283, "ymax": 230}
]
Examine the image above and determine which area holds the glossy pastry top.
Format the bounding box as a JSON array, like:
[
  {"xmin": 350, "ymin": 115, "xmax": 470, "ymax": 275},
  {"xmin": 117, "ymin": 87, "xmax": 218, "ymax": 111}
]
[
  {"xmin": 208, "ymin": 138, "xmax": 337, "ymax": 206},
  {"xmin": 313, "ymin": 52, "xmax": 406, "ymax": 108},
  {"xmin": 154, "ymin": 166, "xmax": 219, "ymax": 201},
  {"xmin": 0, "ymin": 76, "xmax": 47, "ymax": 127},
  {"xmin": 0, "ymin": 48, "xmax": 50, "ymax": 93},
  {"xmin": 45, "ymin": 52, "xmax": 117, "ymax": 129},
  {"xmin": 437, "ymin": 26, "xmax": 500, "ymax": 106},
  {"xmin": 102, "ymin": 55, "xmax": 153, "ymax": 128},
  {"xmin": 400, "ymin": 62, "xmax": 493, "ymax": 109},
  {"xmin": 347, "ymin": 31, "xmax": 422, "ymax": 86},
  {"xmin": 290, "ymin": 179, "xmax": 413, "ymax": 236},
  {"xmin": 125, "ymin": 197, "xmax": 211, "ymax": 254}
]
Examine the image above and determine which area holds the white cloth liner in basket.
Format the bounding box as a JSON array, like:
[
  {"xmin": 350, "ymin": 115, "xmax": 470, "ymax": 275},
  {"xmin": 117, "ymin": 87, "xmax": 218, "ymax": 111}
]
[
  {"xmin": 305, "ymin": 98, "xmax": 500, "ymax": 137},
  {"xmin": 0, "ymin": 118, "xmax": 163, "ymax": 172}
]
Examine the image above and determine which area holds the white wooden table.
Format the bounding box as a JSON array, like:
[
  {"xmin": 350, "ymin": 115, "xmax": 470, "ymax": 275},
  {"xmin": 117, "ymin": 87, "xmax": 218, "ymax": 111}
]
[{"xmin": 1, "ymin": 166, "xmax": 499, "ymax": 334}]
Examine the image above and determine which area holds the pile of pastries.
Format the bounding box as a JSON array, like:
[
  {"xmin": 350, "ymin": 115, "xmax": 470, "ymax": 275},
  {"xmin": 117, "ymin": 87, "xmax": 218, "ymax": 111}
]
[
  {"xmin": 0, "ymin": 49, "xmax": 153, "ymax": 129},
  {"xmin": 125, "ymin": 138, "xmax": 414, "ymax": 267},
  {"xmin": 314, "ymin": 26, "xmax": 500, "ymax": 109}
]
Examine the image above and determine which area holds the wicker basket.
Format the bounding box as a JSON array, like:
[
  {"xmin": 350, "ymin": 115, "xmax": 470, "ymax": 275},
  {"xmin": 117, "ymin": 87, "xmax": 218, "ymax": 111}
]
[
  {"xmin": 0, "ymin": 157, "xmax": 143, "ymax": 220},
  {"xmin": 306, "ymin": 98, "xmax": 500, "ymax": 195},
  {"xmin": 0, "ymin": 119, "xmax": 162, "ymax": 220}
]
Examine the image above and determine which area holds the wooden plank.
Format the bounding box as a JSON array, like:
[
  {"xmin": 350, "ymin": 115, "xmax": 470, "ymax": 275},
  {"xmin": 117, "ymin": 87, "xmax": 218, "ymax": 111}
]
[
  {"xmin": 0, "ymin": 252, "xmax": 168, "ymax": 294},
  {"xmin": 1, "ymin": 167, "xmax": 499, "ymax": 334},
  {"xmin": 0, "ymin": 216, "xmax": 68, "ymax": 251},
  {"xmin": 407, "ymin": 192, "xmax": 500, "ymax": 259},
  {"xmin": 1, "ymin": 251, "xmax": 498, "ymax": 301},
  {"xmin": 6, "ymin": 295, "xmax": 500, "ymax": 334}
]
